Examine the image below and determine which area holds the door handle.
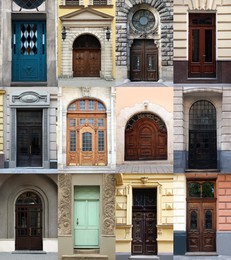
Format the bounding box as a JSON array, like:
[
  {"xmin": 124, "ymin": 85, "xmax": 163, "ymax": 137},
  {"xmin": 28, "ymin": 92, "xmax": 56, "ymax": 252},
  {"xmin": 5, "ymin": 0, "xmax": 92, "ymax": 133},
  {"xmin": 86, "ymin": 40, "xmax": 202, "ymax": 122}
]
[
  {"xmin": 29, "ymin": 227, "xmax": 31, "ymax": 237},
  {"xmin": 76, "ymin": 218, "xmax": 79, "ymax": 225},
  {"xmin": 29, "ymin": 145, "xmax": 32, "ymax": 155}
]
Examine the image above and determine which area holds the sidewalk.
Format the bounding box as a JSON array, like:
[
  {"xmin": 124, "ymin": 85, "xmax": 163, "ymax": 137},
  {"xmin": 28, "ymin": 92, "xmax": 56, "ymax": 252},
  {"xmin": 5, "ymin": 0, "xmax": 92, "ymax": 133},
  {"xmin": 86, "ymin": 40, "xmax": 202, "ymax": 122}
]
[
  {"xmin": 0, "ymin": 252, "xmax": 58, "ymax": 260},
  {"xmin": 174, "ymin": 256, "xmax": 231, "ymax": 260}
]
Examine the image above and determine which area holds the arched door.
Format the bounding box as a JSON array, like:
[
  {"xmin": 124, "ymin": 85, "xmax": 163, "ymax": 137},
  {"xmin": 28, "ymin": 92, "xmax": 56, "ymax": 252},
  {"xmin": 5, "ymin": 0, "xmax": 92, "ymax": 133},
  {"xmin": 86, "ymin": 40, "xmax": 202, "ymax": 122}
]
[
  {"xmin": 189, "ymin": 100, "xmax": 217, "ymax": 169},
  {"xmin": 15, "ymin": 192, "xmax": 43, "ymax": 250},
  {"xmin": 130, "ymin": 39, "xmax": 158, "ymax": 81},
  {"xmin": 73, "ymin": 34, "xmax": 101, "ymax": 77},
  {"xmin": 125, "ymin": 113, "xmax": 167, "ymax": 160}
]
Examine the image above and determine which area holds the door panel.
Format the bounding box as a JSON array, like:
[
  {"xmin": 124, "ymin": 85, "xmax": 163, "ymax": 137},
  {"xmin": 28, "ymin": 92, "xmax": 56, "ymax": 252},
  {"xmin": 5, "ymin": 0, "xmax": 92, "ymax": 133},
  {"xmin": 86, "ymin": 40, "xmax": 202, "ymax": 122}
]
[
  {"xmin": 73, "ymin": 50, "xmax": 100, "ymax": 77},
  {"xmin": 17, "ymin": 110, "xmax": 42, "ymax": 167},
  {"xmin": 189, "ymin": 14, "xmax": 215, "ymax": 78},
  {"xmin": 189, "ymin": 131, "xmax": 217, "ymax": 169},
  {"xmin": 130, "ymin": 40, "xmax": 158, "ymax": 81},
  {"xmin": 74, "ymin": 187, "xmax": 100, "ymax": 248},
  {"xmin": 187, "ymin": 202, "xmax": 216, "ymax": 252},
  {"xmin": 12, "ymin": 21, "xmax": 46, "ymax": 81},
  {"xmin": 16, "ymin": 206, "xmax": 42, "ymax": 250}
]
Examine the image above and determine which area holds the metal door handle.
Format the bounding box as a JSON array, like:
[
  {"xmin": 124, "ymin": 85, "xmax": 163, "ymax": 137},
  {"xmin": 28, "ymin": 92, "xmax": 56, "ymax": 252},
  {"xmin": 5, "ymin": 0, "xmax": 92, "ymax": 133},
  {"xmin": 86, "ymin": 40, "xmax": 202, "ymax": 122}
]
[
  {"xmin": 29, "ymin": 145, "xmax": 32, "ymax": 154},
  {"xmin": 29, "ymin": 227, "xmax": 31, "ymax": 236},
  {"xmin": 76, "ymin": 218, "xmax": 79, "ymax": 225}
]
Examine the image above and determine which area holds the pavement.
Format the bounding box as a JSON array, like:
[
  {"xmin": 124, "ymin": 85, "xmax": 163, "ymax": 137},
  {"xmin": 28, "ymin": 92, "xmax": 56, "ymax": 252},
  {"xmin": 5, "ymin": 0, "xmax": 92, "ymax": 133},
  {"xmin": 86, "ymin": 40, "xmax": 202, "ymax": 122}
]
[
  {"xmin": 0, "ymin": 252, "xmax": 58, "ymax": 260},
  {"xmin": 174, "ymin": 256, "xmax": 231, "ymax": 260}
]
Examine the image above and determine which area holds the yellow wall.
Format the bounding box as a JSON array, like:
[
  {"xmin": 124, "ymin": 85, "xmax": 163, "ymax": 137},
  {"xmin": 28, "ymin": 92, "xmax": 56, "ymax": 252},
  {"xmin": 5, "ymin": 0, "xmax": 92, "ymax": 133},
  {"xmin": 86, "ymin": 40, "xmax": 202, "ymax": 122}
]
[
  {"xmin": 58, "ymin": 0, "xmax": 116, "ymax": 77},
  {"xmin": 115, "ymin": 173, "xmax": 174, "ymax": 254}
]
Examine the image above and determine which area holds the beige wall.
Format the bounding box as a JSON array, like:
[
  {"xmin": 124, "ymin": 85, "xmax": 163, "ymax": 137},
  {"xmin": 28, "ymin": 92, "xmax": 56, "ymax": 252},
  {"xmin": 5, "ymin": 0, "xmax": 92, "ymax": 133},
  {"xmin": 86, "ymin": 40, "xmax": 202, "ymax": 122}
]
[{"xmin": 174, "ymin": 0, "xmax": 231, "ymax": 61}]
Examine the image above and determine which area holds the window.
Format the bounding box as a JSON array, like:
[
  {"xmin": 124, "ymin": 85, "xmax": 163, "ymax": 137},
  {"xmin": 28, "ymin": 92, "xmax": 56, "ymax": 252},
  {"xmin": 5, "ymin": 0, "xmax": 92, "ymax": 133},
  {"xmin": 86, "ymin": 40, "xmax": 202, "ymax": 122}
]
[
  {"xmin": 189, "ymin": 13, "xmax": 216, "ymax": 78},
  {"xmin": 66, "ymin": 0, "xmax": 79, "ymax": 5},
  {"xmin": 13, "ymin": 0, "xmax": 44, "ymax": 9},
  {"xmin": 67, "ymin": 99, "xmax": 107, "ymax": 166}
]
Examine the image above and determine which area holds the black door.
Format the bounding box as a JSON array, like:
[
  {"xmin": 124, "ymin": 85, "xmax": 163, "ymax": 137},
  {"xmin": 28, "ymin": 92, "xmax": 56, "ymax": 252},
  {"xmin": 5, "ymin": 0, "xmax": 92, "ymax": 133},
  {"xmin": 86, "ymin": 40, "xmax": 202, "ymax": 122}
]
[
  {"xmin": 132, "ymin": 189, "xmax": 157, "ymax": 255},
  {"xmin": 16, "ymin": 192, "xmax": 43, "ymax": 250},
  {"xmin": 17, "ymin": 110, "xmax": 42, "ymax": 167},
  {"xmin": 130, "ymin": 40, "xmax": 158, "ymax": 81}
]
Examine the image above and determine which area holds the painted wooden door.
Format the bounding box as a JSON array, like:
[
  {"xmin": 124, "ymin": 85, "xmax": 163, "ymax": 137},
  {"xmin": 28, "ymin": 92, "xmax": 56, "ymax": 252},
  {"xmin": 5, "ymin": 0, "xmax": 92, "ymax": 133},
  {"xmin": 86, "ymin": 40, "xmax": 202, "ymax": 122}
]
[
  {"xmin": 187, "ymin": 202, "xmax": 216, "ymax": 252},
  {"xmin": 17, "ymin": 110, "xmax": 42, "ymax": 167},
  {"xmin": 189, "ymin": 14, "xmax": 215, "ymax": 78},
  {"xmin": 130, "ymin": 40, "xmax": 158, "ymax": 81},
  {"xmin": 74, "ymin": 186, "xmax": 100, "ymax": 248},
  {"xmin": 15, "ymin": 192, "xmax": 42, "ymax": 250},
  {"xmin": 12, "ymin": 21, "xmax": 46, "ymax": 81}
]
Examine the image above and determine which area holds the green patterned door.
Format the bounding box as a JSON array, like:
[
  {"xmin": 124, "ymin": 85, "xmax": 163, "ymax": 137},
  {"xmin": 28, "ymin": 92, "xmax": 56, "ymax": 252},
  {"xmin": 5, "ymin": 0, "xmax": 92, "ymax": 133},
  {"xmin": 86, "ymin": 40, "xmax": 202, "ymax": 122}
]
[
  {"xmin": 12, "ymin": 21, "xmax": 46, "ymax": 81},
  {"xmin": 74, "ymin": 186, "xmax": 100, "ymax": 248}
]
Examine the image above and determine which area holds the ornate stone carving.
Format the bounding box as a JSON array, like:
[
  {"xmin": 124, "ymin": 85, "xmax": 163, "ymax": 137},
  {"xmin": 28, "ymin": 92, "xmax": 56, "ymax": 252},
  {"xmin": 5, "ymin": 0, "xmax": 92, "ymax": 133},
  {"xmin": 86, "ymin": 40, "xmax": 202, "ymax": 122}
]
[
  {"xmin": 81, "ymin": 87, "xmax": 91, "ymax": 97},
  {"xmin": 10, "ymin": 91, "xmax": 50, "ymax": 107},
  {"xmin": 102, "ymin": 174, "xmax": 115, "ymax": 235},
  {"xmin": 58, "ymin": 174, "xmax": 72, "ymax": 236}
]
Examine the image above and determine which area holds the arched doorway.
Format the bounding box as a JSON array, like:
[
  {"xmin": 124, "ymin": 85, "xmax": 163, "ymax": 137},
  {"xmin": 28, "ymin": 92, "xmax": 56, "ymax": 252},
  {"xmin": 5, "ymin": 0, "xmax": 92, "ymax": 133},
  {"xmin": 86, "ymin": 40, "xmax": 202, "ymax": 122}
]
[
  {"xmin": 188, "ymin": 100, "xmax": 217, "ymax": 169},
  {"xmin": 130, "ymin": 39, "xmax": 158, "ymax": 81},
  {"xmin": 15, "ymin": 191, "xmax": 43, "ymax": 250},
  {"xmin": 73, "ymin": 34, "xmax": 101, "ymax": 77},
  {"xmin": 125, "ymin": 113, "xmax": 167, "ymax": 160}
]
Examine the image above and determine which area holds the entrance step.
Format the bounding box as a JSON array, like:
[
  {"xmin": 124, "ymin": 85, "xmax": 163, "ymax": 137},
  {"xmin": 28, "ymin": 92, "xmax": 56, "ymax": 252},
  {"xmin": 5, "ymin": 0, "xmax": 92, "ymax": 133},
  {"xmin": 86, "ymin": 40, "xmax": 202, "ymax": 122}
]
[
  {"xmin": 129, "ymin": 256, "xmax": 159, "ymax": 260},
  {"xmin": 62, "ymin": 254, "xmax": 108, "ymax": 260}
]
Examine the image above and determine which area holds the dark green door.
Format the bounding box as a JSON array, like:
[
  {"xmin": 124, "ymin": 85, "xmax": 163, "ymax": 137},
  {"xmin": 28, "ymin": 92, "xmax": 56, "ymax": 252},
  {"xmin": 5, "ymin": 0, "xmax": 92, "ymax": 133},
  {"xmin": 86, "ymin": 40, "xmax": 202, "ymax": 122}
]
[{"xmin": 12, "ymin": 21, "xmax": 46, "ymax": 81}]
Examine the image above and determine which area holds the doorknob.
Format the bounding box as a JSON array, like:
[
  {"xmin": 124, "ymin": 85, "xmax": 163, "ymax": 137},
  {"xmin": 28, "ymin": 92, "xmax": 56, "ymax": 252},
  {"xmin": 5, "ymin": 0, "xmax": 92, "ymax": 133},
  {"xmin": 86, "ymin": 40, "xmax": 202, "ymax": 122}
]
[{"xmin": 76, "ymin": 218, "xmax": 79, "ymax": 225}]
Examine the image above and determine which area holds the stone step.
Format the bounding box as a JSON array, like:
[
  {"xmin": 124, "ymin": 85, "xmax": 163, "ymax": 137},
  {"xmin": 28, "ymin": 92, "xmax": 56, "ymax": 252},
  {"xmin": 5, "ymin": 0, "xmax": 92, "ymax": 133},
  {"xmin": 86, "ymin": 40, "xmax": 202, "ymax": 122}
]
[
  {"xmin": 62, "ymin": 254, "xmax": 108, "ymax": 260},
  {"xmin": 129, "ymin": 256, "xmax": 160, "ymax": 260}
]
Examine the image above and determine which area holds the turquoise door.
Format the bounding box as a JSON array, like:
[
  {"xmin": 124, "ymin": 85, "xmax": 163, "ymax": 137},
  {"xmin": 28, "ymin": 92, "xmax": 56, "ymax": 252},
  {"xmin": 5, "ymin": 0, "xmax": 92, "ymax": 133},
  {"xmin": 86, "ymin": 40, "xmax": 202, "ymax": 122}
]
[
  {"xmin": 12, "ymin": 21, "xmax": 46, "ymax": 82},
  {"xmin": 74, "ymin": 186, "xmax": 100, "ymax": 248}
]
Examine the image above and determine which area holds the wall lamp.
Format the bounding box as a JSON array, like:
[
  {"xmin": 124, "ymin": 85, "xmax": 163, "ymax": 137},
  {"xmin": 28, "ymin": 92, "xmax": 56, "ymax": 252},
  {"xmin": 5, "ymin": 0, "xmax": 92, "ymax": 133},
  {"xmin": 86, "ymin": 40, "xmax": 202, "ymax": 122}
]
[
  {"xmin": 62, "ymin": 26, "xmax": 67, "ymax": 41},
  {"xmin": 106, "ymin": 27, "xmax": 110, "ymax": 41}
]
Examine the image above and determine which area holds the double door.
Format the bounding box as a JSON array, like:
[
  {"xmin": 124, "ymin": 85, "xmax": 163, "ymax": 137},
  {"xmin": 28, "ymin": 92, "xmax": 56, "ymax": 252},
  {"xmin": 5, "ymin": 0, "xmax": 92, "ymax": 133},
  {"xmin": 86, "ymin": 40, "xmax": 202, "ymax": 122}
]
[
  {"xmin": 187, "ymin": 201, "xmax": 216, "ymax": 252},
  {"xmin": 16, "ymin": 205, "xmax": 42, "ymax": 250},
  {"xmin": 130, "ymin": 40, "xmax": 158, "ymax": 81}
]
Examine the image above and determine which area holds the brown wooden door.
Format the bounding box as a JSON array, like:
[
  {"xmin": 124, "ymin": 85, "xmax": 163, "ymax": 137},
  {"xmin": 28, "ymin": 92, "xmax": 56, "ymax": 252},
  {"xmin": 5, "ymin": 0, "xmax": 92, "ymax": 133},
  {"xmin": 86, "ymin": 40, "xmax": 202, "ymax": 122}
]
[
  {"xmin": 16, "ymin": 192, "xmax": 42, "ymax": 251},
  {"xmin": 132, "ymin": 189, "xmax": 157, "ymax": 255},
  {"xmin": 17, "ymin": 110, "xmax": 42, "ymax": 167},
  {"xmin": 125, "ymin": 115, "xmax": 167, "ymax": 161},
  {"xmin": 130, "ymin": 40, "xmax": 158, "ymax": 81},
  {"xmin": 73, "ymin": 49, "xmax": 100, "ymax": 77},
  {"xmin": 187, "ymin": 201, "xmax": 216, "ymax": 252},
  {"xmin": 189, "ymin": 14, "xmax": 216, "ymax": 77}
]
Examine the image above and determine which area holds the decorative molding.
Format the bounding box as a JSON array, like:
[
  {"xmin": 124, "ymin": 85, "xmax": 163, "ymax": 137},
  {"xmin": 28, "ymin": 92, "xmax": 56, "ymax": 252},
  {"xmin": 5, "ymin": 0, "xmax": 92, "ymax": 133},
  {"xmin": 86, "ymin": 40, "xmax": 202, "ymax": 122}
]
[
  {"xmin": 102, "ymin": 174, "xmax": 115, "ymax": 235},
  {"xmin": 10, "ymin": 91, "xmax": 50, "ymax": 107},
  {"xmin": 58, "ymin": 174, "xmax": 72, "ymax": 236},
  {"xmin": 81, "ymin": 87, "xmax": 91, "ymax": 97}
]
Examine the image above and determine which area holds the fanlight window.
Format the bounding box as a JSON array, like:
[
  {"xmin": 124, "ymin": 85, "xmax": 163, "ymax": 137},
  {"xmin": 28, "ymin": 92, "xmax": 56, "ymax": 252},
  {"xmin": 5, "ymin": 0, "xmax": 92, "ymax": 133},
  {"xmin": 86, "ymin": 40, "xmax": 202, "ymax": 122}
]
[
  {"xmin": 67, "ymin": 99, "xmax": 107, "ymax": 166},
  {"xmin": 14, "ymin": 0, "xmax": 44, "ymax": 9},
  {"xmin": 188, "ymin": 181, "xmax": 215, "ymax": 198},
  {"xmin": 16, "ymin": 192, "xmax": 42, "ymax": 205}
]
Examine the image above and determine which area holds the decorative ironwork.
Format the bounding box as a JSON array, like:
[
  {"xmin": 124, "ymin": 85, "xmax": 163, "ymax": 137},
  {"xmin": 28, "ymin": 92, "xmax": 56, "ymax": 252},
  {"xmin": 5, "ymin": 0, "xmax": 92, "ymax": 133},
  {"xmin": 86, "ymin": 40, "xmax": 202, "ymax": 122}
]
[
  {"xmin": 16, "ymin": 192, "xmax": 42, "ymax": 205},
  {"xmin": 14, "ymin": 0, "xmax": 44, "ymax": 9},
  {"xmin": 132, "ymin": 9, "xmax": 155, "ymax": 33},
  {"xmin": 21, "ymin": 24, "xmax": 38, "ymax": 55},
  {"xmin": 126, "ymin": 113, "xmax": 166, "ymax": 133}
]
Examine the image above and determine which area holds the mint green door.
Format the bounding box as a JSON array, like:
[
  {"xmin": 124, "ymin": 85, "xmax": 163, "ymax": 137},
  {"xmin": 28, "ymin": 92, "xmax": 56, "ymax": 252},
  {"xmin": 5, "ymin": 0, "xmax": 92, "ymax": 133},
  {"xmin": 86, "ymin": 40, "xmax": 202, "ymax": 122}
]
[{"xmin": 74, "ymin": 186, "xmax": 100, "ymax": 248}]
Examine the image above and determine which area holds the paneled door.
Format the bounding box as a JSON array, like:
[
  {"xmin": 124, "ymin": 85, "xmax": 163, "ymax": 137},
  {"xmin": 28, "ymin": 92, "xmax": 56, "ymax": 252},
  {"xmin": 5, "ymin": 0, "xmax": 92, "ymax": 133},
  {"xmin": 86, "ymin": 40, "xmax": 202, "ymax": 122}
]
[
  {"xmin": 189, "ymin": 14, "xmax": 216, "ymax": 77},
  {"xmin": 17, "ymin": 110, "xmax": 42, "ymax": 167},
  {"xmin": 187, "ymin": 202, "xmax": 216, "ymax": 252},
  {"xmin": 132, "ymin": 189, "xmax": 157, "ymax": 255},
  {"xmin": 12, "ymin": 21, "xmax": 46, "ymax": 81},
  {"xmin": 15, "ymin": 192, "xmax": 42, "ymax": 250},
  {"xmin": 74, "ymin": 186, "xmax": 100, "ymax": 248},
  {"xmin": 130, "ymin": 39, "xmax": 158, "ymax": 81}
]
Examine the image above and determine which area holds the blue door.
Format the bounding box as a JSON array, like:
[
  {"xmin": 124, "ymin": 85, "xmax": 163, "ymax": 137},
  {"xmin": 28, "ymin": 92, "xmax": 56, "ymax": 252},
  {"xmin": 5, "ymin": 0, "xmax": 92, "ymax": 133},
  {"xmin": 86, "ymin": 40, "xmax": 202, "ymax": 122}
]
[{"xmin": 12, "ymin": 21, "xmax": 46, "ymax": 82}]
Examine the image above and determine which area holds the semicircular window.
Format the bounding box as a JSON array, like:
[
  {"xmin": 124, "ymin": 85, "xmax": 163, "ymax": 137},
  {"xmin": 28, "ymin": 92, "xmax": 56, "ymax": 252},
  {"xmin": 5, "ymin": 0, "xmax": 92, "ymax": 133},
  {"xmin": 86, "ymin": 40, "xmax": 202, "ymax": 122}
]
[
  {"xmin": 14, "ymin": 0, "xmax": 44, "ymax": 9},
  {"xmin": 16, "ymin": 191, "xmax": 42, "ymax": 205}
]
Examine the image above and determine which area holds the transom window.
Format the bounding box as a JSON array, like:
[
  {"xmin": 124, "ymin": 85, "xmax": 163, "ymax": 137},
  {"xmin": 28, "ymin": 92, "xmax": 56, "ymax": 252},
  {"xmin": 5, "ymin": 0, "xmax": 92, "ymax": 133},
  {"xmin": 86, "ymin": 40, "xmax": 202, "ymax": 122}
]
[
  {"xmin": 67, "ymin": 99, "xmax": 107, "ymax": 166},
  {"xmin": 66, "ymin": 0, "xmax": 79, "ymax": 5},
  {"xmin": 13, "ymin": 0, "xmax": 44, "ymax": 9},
  {"xmin": 188, "ymin": 181, "xmax": 215, "ymax": 198}
]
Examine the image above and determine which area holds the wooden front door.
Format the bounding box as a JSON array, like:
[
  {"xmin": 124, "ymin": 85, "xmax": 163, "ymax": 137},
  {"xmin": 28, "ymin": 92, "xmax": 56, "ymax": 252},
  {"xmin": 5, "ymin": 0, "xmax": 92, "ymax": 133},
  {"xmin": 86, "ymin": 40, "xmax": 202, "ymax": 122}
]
[
  {"xmin": 132, "ymin": 189, "xmax": 157, "ymax": 255},
  {"xmin": 74, "ymin": 186, "xmax": 100, "ymax": 248},
  {"xmin": 189, "ymin": 14, "xmax": 215, "ymax": 78},
  {"xmin": 187, "ymin": 202, "xmax": 216, "ymax": 252},
  {"xmin": 12, "ymin": 21, "xmax": 46, "ymax": 82},
  {"xmin": 130, "ymin": 39, "xmax": 158, "ymax": 81},
  {"xmin": 125, "ymin": 113, "xmax": 167, "ymax": 161},
  {"xmin": 17, "ymin": 110, "xmax": 42, "ymax": 167},
  {"xmin": 73, "ymin": 34, "xmax": 101, "ymax": 77},
  {"xmin": 15, "ymin": 192, "xmax": 42, "ymax": 250}
]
